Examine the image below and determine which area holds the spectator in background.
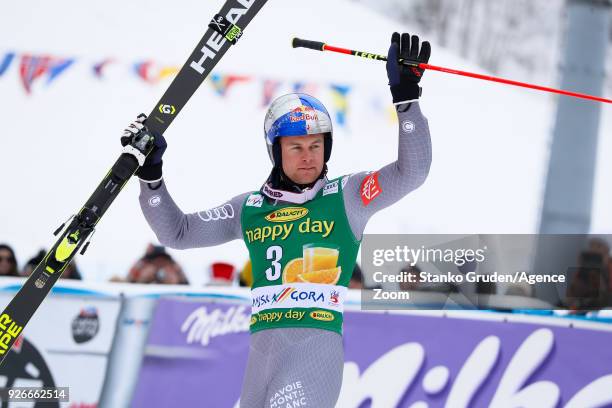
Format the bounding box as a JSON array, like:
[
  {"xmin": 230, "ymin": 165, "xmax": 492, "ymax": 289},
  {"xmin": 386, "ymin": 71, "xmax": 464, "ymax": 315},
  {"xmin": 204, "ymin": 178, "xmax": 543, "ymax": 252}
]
[
  {"xmin": 398, "ymin": 264, "xmax": 458, "ymax": 293},
  {"xmin": 504, "ymin": 282, "xmax": 533, "ymax": 297},
  {"xmin": 21, "ymin": 250, "xmax": 45, "ymax": 277},
  {"xmin": 398, "ymin": 264, "xmax": 421, "ymax": 292},
  {"xmin": 566, "ymin": 238, "xmax": 612, "ymax": 310},
  {"xmin": 239, "ymin": 260, "xmax": 253, "ymax": 288},
  {"xmin": 349, "ymin": 264, "xmax": 364, "ymax": 289},
  {"xmin": 62, "ymin": 261, "xmax": 82, "ymax": 280},
  {"xmin": 21, "ymin": 249, "xmax": 82, "ymax": 280},
  {"xmin": 587, "ymin": 237, "xmax": 612, "ymax": 293},
  {"xmin": 25, "ymin": 249, "xmax": 82, "ymax": 280},
  {"xmin": 0, "ymin": 244, "xmax": 19, "ymax": 277},
  {"xmin": 127, "ymin": 244, "xmax": 188, "ymax": 284},
  {"xmin": 207, "ymin": 262, "xmax": 236, "ymax": 286}
]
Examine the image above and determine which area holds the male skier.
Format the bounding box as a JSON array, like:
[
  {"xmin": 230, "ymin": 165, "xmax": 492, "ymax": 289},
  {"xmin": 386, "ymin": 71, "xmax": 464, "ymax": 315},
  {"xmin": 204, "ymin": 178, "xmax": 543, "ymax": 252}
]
[{"xmin": 122, "ymin": 32, "xmax": 432, "ymax": 407}]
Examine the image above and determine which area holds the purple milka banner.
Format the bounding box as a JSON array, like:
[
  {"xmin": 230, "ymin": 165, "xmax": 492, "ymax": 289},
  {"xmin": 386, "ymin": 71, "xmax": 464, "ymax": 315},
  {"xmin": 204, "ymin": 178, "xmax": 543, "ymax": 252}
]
[
  {"xmin": 132, "ymin": 298, "xmax": 612, "ymax": 408},
  {"xmin": 340, "ymin": 312, "xmax": 612, "ymax": 408},
  {"xmin": 131, "ymin": 299, "xmax": 251, "ymax": 408}
]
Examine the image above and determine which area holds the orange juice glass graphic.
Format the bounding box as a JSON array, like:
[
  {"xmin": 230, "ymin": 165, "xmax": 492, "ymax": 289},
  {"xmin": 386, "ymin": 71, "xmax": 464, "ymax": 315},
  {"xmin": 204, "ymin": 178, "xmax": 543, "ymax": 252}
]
[{"xmin": 302, "ymin": 244, "xmax": 339, "ymax": 274}]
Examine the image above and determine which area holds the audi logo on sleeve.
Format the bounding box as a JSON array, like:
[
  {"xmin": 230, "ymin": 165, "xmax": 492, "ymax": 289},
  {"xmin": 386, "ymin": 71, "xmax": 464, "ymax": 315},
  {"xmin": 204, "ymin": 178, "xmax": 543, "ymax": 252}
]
[
  {"xmin": 402, "ymin": 120, "xmax": 415, "ymax": 133},
  {"xmin": 198, "ymin": 204, "xmax": 234, "ymax": 222}
]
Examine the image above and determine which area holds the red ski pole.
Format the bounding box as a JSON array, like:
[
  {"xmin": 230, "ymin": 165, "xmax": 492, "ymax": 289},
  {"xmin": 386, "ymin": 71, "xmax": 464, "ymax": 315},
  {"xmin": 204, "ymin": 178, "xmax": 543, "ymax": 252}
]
[{"xmin": 292, "ymin": 37, "xmax": 612, "ymax": 105}]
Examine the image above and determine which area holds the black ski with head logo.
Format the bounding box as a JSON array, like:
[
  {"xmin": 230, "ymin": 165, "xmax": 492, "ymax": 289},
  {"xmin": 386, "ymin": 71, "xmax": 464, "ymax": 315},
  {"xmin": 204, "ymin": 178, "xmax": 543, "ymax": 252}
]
[{"xmin": 0, "ymin": 0, "xmax": 268, "ymax": 368}]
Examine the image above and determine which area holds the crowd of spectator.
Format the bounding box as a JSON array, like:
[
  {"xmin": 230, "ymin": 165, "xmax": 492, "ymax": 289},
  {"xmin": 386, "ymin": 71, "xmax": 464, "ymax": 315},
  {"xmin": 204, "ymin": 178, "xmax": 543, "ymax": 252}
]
[
  {"xmin": 0, "ymin": 244, "xmax": 81, "ymax": 280},
  {"xmin": 2, "ymin": 238, "xmax": 611, "ymax": 310},
  {"xmin": 110, "ymin": 244, "xmax": 188, "ymax": 284},
  {"xmin": 566, "ymin": 237, "xmax": 612, "ymax": 310}
]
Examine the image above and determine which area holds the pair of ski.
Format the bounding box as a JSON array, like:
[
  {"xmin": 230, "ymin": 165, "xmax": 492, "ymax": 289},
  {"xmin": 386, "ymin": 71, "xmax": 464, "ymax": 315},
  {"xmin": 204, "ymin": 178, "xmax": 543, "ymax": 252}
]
[{"xmin": 0, "ymin": 0, "xmax": 268, "ymax": 367}]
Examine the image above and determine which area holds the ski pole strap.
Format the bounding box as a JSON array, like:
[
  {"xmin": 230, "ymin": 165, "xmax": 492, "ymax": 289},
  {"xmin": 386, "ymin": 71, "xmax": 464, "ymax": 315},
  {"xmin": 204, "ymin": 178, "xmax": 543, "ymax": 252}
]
[{"xmin": 208, "ymin": 14, "xmax": 243, "ymax": 44}]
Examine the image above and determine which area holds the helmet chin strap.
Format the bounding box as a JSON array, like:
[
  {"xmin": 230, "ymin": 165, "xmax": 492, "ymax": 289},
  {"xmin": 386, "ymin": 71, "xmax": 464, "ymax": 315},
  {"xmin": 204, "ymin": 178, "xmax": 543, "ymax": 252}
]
[{"xmin": 261, "ymin": 165, "xmax": 328, "ymax": 204}]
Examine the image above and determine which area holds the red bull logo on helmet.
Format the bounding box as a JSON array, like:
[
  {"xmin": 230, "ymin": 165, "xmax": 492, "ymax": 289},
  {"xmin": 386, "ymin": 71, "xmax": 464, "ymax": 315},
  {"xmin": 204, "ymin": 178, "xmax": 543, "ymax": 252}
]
[
  {"xmin": 289, "ymin": 105, "xmax": 319, "ymax": 123},
  {"xmin": 290, "ymin": 106, "xmax": 315, "ymax": 113}
]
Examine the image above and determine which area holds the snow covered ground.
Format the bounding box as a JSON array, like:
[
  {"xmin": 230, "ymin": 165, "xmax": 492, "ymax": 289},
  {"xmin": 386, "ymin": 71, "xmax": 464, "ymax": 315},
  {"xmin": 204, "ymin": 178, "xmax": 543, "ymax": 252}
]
[{"xmin": 0, "ymin": 0, "xmax": 610, "ymax": 284}]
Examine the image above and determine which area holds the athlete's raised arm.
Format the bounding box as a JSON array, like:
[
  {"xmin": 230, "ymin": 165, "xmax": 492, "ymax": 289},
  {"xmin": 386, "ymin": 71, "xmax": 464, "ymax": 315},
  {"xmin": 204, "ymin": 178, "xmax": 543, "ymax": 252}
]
[
  {"xmin": 120, "ymin": 115, "xmax": 248, "ymax": 249},
  {"xmin": 343, "ymin": 32, "xmax": 433, "ymax": 240}
]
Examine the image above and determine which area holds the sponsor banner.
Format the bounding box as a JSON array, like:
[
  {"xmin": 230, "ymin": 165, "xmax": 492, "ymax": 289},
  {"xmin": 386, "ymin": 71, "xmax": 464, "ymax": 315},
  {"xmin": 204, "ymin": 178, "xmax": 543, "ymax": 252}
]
[
  {"xmin": 339, "ymin": 311, "xmax": 612, "ymax": 407},
  {"xmin": 0, "ymin": 290, "xmax": 120, "ymax": 407},
  {"xmin": 131, "ymin": 299, "xmax": 251, "ymax": 408},
  {"xmin": 131, "ymin": 297, "xmax": 612, "ymax": 407},
  {"xmin": 251, "ymin": 283, "xmax": 346, "ymax": 313}
]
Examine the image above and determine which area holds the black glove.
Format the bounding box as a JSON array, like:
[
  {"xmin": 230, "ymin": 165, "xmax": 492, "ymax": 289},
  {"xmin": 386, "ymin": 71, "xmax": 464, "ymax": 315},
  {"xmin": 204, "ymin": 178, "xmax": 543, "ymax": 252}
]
[
  {"xmin": 120, "ymin": 114, "xmax": 167, "ymax": 182},
  {"xmin": 386, "ymin": 32, "xmax": 431, "ymax": 103}
]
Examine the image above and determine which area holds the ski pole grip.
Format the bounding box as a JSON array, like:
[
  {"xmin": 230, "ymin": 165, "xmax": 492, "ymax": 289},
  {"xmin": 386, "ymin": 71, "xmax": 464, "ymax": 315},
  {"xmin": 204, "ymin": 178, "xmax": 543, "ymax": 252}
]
[{"xmin": 292, "ymin": 37, "xmax": 325, "ymax": 51}]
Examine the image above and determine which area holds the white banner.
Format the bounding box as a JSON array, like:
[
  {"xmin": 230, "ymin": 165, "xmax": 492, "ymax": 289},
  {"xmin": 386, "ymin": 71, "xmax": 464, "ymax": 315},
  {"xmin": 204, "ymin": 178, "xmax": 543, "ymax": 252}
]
[{"xmin": 0, "ymin": 279, "xmax": 121, "ymax": 407}]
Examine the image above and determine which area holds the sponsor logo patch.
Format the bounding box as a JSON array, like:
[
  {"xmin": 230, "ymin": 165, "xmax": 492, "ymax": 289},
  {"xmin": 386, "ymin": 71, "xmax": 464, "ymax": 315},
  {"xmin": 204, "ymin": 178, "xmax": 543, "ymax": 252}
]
[
  {"xmin": 289, "ymin": 106, "xmax": 318, "ymax": 123},
  {"xmin": 158, "ymin": 104, "xmax": 176, "ymax": 115},
  {"xmin": 310, "ymin": 310, "xmax": 334, "ymax": 321},
  {"xmin": 71, "ymin": 306, "xmax": 99, "ymax": 344},
  {"xmin": 246, "ymin": 193, "xmax": 264, "ymax": 207},
  {"xmin": 265, "ymin": 207, "xmax": 309, "ymax": 223},
  {"xmin": 360, "ymin": 171, "xmax": 382, "ymax": 206},
  {"xmin": 263, "ymin": 184, "xmax": 283, "ymax": 198},
  {"xmin": 329, "ymin": 290, "xmax": 340, "ymax": 307},
  {"xmin": 198, "ymin": 204, "xmax": 234, "ymax": 222},
  {"xmin": 252, "ymin": 287, "xmax": 326, "ymax": 308},
  {"xmin": 149, "ymin": 195, "xmax": 161, "ymax": 207},
  {"xmin": 402, "ymin": 120, "xmax": 415, "ymax": 133},
  {"xmin": 323, "ymin": 181, "xmax": 339, "ymax": 196}
]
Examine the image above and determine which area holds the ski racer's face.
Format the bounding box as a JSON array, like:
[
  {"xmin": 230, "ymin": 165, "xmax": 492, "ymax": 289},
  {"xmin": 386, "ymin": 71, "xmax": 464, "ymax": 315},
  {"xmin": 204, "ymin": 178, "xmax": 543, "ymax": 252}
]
[{"xmin": 280, "ymin": 134, "xmax": 325, "ymax": 185}]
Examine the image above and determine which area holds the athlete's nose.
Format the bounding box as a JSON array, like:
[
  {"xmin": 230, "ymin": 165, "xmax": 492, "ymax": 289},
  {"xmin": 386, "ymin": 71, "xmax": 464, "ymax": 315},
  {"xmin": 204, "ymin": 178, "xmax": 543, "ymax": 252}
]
[{"xmin": 300, "ymin": 149, "xmax": 315, "ymax": 164}]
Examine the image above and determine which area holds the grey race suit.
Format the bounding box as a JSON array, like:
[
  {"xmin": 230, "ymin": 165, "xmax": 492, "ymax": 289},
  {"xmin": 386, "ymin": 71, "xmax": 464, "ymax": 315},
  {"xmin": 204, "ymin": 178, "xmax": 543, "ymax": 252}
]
[{"xmin": 138, "ymin": 102, "xmax": 431, "ymax": 407}]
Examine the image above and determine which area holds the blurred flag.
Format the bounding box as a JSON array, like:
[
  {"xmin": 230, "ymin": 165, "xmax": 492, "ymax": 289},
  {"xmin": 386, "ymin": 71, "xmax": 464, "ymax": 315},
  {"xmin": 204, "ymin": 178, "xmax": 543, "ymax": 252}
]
[
  {"xmin": 47, "ymin": 59, "xmax": 74, "ymax": 85},
  {"xmin": 292, "ymin": 81, "xmax": 317, "ymax": 95},
  {"xmin": 262, "ymin": 79, "xmax": 282, "ymax": 107},
  {"xmin": 133, "ymin": 60, "xmax": 155, "ymax": 83},
  {"xmin": 19, "ymin": 55, "xmax": 74, "ymax": 94},
  {"xmin": 93, "ymin": 58, "xmax": 114, "ymax": 79},
  {"xmin": 133, "ymin": 60, "xmax": 179, "ymax": 83},
  {"xmin": 330, "ymin": 84, "xmax": 351, "ymax": 127},
  {"xmin": 20, "ymin": 55, "xmax": 51, "ymax": 94},
  {"xmin": 158, "ymin": 66, "xmax": 179, "ymax": 81},
  {"xmin": 0, "ymin": 52, "xmax": 15, "ymax": 77},
  {"xmin": 209, "ymin": 73, "xmax": 251, "ymax": 97}
]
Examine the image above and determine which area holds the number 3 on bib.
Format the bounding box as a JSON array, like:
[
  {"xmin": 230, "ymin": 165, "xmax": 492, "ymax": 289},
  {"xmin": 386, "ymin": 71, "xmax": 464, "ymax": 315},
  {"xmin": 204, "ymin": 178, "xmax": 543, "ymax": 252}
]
[{"xmin": 265, "ymin": 245, "xmax": 283, "ymax": 281}]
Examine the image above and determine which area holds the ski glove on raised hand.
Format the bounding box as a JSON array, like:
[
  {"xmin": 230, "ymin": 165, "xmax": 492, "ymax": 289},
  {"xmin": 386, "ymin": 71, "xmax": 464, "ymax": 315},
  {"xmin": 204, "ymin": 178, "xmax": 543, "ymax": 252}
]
[
  {"xmin": 386, "ymin": 32, "xmax": 431, "ymax": 104},
  {"xmin": 120, "ymin": 114, "xmax": 167, "ymax": 182}
]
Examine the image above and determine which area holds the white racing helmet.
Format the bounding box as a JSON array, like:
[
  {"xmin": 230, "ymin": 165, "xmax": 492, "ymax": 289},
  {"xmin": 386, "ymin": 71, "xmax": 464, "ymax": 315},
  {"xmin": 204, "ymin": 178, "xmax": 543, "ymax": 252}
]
[{"xmin": 263, "ymin": 93, "xmax": 333, "ymax": 166}]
